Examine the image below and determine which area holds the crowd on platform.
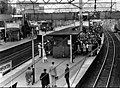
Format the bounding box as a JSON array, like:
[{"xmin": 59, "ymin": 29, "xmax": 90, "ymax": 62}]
[
  {"xmin": 72, "ymin": 21, "xmax": 103, "ymax": 56},
  {"xmin": 38, "ymin": 21, "xmax": 103, "ymax": 58}
]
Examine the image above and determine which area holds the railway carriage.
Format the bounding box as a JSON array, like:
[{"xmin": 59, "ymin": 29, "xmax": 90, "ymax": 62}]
[{"xmin": 38, "ymin": 21, "xmax": 53, "ymax": 32}]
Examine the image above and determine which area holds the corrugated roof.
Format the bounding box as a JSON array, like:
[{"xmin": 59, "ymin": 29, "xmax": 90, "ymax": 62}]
[
  {"xmin": 0, "ymin": 14, "xmax": 12, "ymax": 21},
  {"xmin": 48, "ymin": 26, "xmax": 80, "ymax": 36}
]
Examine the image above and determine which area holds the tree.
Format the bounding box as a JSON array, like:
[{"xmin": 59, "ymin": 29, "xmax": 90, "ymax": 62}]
[
  {"xmin": 12, "ymin": 7, "xmax": 16, "ymax": 15},
  {"xmin": 0, "ymin": 1, "xmax": 8, "ymax": 14},
  {"xmin": 7, "ymin": 5, "xmax": 13, "ymax": 14}
]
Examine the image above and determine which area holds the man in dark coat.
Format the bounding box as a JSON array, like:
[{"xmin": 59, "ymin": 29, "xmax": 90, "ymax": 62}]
[
  {"xmin": 25, "ymin": 67, "xmax": 33, "ymax": 85},
  {"xmin": 40, "ymin": 69, "xmax": 50, "ymax": 88},
  {"xmin": 65, "ymin": 64, "xmax": 70, "ymax": 88}
]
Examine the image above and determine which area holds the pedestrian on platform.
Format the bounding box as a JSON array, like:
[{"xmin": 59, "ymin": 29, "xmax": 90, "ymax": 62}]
[
  {"xmin": 72, "ymin": 53, "xmax": 75, "ymax": 63},
  {"xmin": 64, "ymin": 64, "xmax": 70, "ymax": 88},
  {"xmin": 83, "ymin": 43, "xmax": 86, "ymax": 55},
  {"xmin": 38, "ymin": 42, "xmax": 42, "ymax": 58},
  {"xmin": 40, "ymin": 69, "xmax": 50, "ymax": 88},
  {"xmin": 86, "ymin": 43, "xmax": 89, "ymax": 54},
  {"xmin": 42, "ymin": 48, "xmax": 48, "ymax": 63},
  {"xmin": 49, "ymin": 62, "xmax": 57, "ymax": 87},
  {"xmin": 25, "ymin": 67, "xmax": 33, "ymax": 85},
  {"xmin": 80, "ymin": 41, "xmax": 83, "ymax": 54}
]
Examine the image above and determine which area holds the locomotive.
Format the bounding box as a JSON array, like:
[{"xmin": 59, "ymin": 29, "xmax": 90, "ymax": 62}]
[{"xmin": 38, "ymin": 21, "xmax": 53, "ymax": 32}]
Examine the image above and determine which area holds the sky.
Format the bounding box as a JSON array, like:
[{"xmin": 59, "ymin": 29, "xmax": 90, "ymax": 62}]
[
  {"xmin": 9, "ymin": 0, "xmax": 119, "ymax": 3},
  {"xmin": 8, "ymin": 0, "xmax": 120, "ymax": 13}
]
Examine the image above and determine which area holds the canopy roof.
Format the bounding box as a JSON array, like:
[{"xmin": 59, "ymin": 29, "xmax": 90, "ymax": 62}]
[{"xmin": 0, "ymin": 14, "xmax": 12, "ymax": 21}]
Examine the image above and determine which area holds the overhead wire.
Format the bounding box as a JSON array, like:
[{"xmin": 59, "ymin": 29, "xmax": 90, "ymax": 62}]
[
  {"xmin": 17, "ymin": 0, "xmax": 25, "ymax": 3},
  {"xmin": 55, "ymin": 0, "xmax": 63, "ymax": 3},
  {"xmin": 8, "ymin": 0, "xmax": 14, "ymax": 3},
  {"xmin": 42, "ymin": 0, "xmax": 50, "ymax": 3},
  {"xmin": 30, "ymin": 0, "xmax": 38, "ymax": 3}
]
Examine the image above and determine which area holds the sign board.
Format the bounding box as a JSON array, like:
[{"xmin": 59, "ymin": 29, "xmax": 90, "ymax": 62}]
[
  {"xmin": 18, "ymin": 1, "xmax": 39, "ymax": 10},
  {"xmin": 25, "ymin": 4, "xmax": 39, "ymax": 10},
  {"xmin": 0, "ymin": 61, "xmax": 12, "ymax": 78},
  {"xmin": 68, "ymin": 40, "xmax": 71, "ymax": 45},
  {"xmin": 100, "ymin": 11, "xmax": 120, "ymax": 19},
  {"xmin": 12, "ymin": 15, "xmax": 23, "ymax": 18},
  {"xmin": 6, "ymin": 23, "xmax": 20, "ymax": 28}
]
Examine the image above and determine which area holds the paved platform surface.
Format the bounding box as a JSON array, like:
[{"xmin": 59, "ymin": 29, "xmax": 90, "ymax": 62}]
[
  {"xmin": 0, "ymin": 21, "xmax": 104, "ymax": 87},
  {"xmin": 1, "ymin": 55, "xmax": 89, "ymax": 87}
]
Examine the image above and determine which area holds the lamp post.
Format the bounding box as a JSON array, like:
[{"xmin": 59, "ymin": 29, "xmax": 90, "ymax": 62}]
[
  {"xmin": 79, "ymin": 0, "xmax": 83, "ymax": 31},
  {"xmin": 70, "ymin": 34, "xmax": 73, "ymax": 63},
  {"xmin": 94, "ymin": 0, "xmax": 97, "ymax": 12},
  {"xmin": 110, "ymin": 0, "xmax": 112, "ymax": 19},
  {"xmin": 111, "ymin": 0, "xmax": 112, "ymax": 12},
  {"xmin": 42, "ymin": 34, "xmax": 44, "ymax": 59},
  {"xmin": 31, "ymin": 26, "xmax": 35, "ymax": 84},
  {"xmin": 30, "ymin": 0, "xmax": 38, "ymax": 84}
]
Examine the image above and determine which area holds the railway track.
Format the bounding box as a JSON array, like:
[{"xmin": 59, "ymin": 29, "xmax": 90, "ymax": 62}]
[
  {"xmin": 76, "ymin": 30, "xmax": 120, "ymax": 88},
  {"xmin": 0, "ymin": 40, "xmax": 39, "ymax": 70},
  {"xmin": 92, "ymin": 31, "xmax": 115, "ymax": 87}
]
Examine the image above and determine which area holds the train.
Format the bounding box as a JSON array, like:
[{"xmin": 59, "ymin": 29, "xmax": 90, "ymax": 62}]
[
  {"xmin": 111, "ymin": 19, "xmax": 120, "ymax": 33},
  {"xmin": 38, "ymin": 21, "xmax": 53, "ymax": 32},
  {"xmin": 104, "ymin": 19, "xmax": 120, "ymax": 33}
]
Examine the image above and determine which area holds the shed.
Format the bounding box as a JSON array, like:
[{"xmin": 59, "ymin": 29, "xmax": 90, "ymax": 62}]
[{"xmin": 47, "ymin": 26, "xmax": 81, "ymax": 58}]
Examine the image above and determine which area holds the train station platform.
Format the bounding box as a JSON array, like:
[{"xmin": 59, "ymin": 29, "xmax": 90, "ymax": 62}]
[
  {"xmin": 0, "ymin": 55, "xmax": 87, "ymax": 87},
  {"xmin": 0, "ymin": 21, "xmax": 104, "ymax": 87},
  {"xmin": 0, "ymin": 21, "xmax": 80, "ymax": 52}
]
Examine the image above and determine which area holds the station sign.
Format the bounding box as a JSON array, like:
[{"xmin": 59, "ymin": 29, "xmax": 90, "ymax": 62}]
[
  {"xmin": 68, "ymin": 40, "xmax": 71, "ymax": 45},
  {"xmin": 6, "ymin": 23, "xmax": 20, "ymax": 29},
  {"xmin": 0, "ymin": 61, "xmax": 12, "ymax": 78}
]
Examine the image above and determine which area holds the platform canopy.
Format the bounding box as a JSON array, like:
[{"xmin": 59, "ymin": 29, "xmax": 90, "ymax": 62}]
[
  {"xmin": 47, "ymin": 26, "xmax": 88, "ymax": 36},
  {"xmin": 0, "ymin": 14, "xmax": 12, "ymax": 21}
]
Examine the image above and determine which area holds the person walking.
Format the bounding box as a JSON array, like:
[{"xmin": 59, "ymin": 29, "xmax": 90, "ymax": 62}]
[
  {"xmin": 25, "ymin": 67, "xmax": 33, "ymax": 85},
  {"xmin": 49, "ymin": 62, "xmax": 57, "ymax": 87},
  {"xmin": 40, "ymin": 69, "xmax": 50, "ymax": 88},
  {"xmin": 86, "ymin": 43, "xmax": 89, "ymax": 54},
  {"xmin": 80, "ymin": 41, "xmax": 83, "ymax": 54},
  {"xmin": 42, "ymin": 48, "xmax": 48, "ymax": 63},
  {"xmin": 72, "ymin": 53, "xmax": 75, "ymax": 63},
  {"xmin": 38, "ymin": 42, "xmax": 42, "ymax": 58},
  {"xmin": 65, "ymin": 64, "xmax": 70, "ymax": 88},
  {"xmin": 83, "ymin": 43, "xmax": 86, "ymax": 55}
]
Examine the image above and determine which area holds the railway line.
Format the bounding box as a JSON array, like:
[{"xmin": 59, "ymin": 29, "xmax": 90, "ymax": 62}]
[
  {"xmin": 0, "ymin": 40, "xmax": 39, "ymax": 71},
  {"xmin": 76, "ymin": 30, "xmax": 120, "ymax": 87},
  {"xmin": 92, "ymin": 31, "xmax": 115, "ymax": 87}
]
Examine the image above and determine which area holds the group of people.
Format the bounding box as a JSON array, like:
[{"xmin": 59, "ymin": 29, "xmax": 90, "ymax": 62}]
[
  {"xmin": 72, "ymin": 21, "xmax": 103, "ymax": 56},
  {"xmin": 25, "ymin": 62, "xmax": 70, "ymax": 88}
]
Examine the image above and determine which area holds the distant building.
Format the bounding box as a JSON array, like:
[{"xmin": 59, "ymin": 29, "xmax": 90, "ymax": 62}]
[
  {"xmin": 0, "ymin": 0, "xmax": 8, "ymax": 14},
  {"xmin": 0, "ymin": 0, "xmax": 7, "ymax": 3},
  {"xmin": 0, "ymin": 0, "xmax": 12, "ymax": 21}
]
